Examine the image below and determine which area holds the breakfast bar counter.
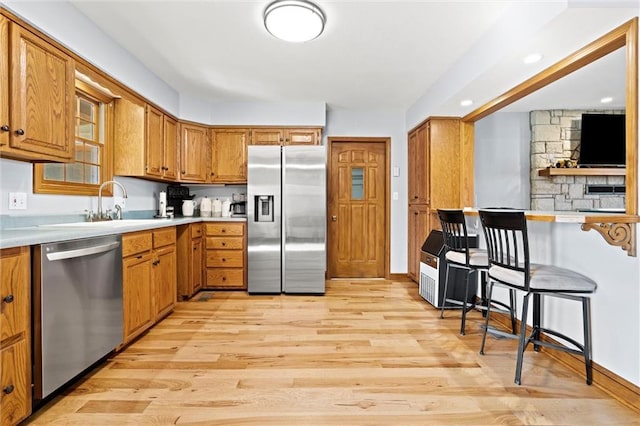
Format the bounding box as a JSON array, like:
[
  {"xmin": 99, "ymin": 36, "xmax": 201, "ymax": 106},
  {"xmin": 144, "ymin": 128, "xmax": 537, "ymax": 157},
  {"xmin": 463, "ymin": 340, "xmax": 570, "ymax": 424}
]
[{"xmin": 462, "ymin": 208, "xmax": 640, "ymax": 256}]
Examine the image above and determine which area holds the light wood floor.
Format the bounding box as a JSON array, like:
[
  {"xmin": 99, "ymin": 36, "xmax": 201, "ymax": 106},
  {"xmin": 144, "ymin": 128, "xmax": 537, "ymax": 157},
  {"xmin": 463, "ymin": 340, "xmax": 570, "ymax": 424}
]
[{"xmin": 27, "ymin": 280, "xmax": 639, "ymax": 425}]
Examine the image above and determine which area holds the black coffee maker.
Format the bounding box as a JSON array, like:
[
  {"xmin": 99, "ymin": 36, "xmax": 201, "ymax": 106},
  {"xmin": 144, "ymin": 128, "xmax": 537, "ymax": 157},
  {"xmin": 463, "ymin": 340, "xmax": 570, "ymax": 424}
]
[
  {"xmin": 230, "ymin": 193, "xmax": 246, "ymax": 216},
  {"xmin": 166, "ymin": 184, "xmax": 194, "ymax": 216}
]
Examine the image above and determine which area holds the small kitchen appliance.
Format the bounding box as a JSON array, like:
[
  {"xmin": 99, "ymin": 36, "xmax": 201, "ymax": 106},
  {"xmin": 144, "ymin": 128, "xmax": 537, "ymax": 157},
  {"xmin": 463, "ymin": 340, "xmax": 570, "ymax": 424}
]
[
  {"xmin": 166, "ymin": 184, "xmax": 194, "ymax": 216},
  {"xmin": 230, "ymin": 192, "xmax": 247, "ymax": 216}
]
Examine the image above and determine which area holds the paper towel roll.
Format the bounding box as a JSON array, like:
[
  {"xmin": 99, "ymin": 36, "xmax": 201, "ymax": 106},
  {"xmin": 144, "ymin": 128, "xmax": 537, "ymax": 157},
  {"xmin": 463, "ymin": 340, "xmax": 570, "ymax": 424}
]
[{"xmin": 159, "ymin": 191, "xmax": 167, "ymax": 216}]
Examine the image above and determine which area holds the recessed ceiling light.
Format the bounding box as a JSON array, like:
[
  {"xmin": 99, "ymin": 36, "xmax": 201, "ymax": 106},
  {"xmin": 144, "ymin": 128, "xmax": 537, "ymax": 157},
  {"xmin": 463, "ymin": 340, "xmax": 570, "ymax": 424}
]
[
  {"xmin": 523, "ymin": 53, "xmax": 543, "ymax": 64},
  {"xmin": 460, "ymin": 99, "xmax": 473, "ymax": 107},
  {"xmin": 264, "ymin": 0, "xmax": 326, "ymax": 43},
  {"xmin": 600, "ymin": 97, "xmax": 613, "ymax": 104}
]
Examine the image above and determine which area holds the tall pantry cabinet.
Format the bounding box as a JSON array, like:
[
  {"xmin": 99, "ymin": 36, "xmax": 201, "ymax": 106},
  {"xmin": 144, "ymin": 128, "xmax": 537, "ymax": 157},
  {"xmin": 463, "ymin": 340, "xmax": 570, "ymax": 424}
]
[{"xmin": 407, "ymin": 117, "xmax": 462, "ymax": 282}]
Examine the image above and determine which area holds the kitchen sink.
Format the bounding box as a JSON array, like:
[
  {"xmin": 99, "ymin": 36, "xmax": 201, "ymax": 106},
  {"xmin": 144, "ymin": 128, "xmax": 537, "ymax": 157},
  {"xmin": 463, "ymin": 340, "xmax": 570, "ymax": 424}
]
[{"xmin": 38, "ymin": 219, "xmax": 167, "ymax": 228}]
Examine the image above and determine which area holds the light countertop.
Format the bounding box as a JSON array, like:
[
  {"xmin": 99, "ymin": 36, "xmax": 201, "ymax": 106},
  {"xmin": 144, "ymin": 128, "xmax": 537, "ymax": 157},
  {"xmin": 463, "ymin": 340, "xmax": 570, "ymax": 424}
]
[
  {"xmin": 0, "ymin": 216, "xmax": 246, "ymax": 249},
  {"xmin": 462, "ymin": 207, "xmax": 640, "ymax": 224}
]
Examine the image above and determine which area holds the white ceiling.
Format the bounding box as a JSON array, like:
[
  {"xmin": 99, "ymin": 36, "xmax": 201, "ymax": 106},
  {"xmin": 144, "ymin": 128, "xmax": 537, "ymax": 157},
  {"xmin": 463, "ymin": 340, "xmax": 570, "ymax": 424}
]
[{"xmin": 68, "ymin": 1, "xmax": 637, "ymax": 114}]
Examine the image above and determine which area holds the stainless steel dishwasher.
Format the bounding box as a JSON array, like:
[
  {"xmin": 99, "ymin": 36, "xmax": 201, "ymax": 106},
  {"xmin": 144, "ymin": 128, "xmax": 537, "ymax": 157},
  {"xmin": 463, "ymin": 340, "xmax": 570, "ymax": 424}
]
[{"xmin": 33, "ymin": 234, "xmax": 123, "ymax": 400}]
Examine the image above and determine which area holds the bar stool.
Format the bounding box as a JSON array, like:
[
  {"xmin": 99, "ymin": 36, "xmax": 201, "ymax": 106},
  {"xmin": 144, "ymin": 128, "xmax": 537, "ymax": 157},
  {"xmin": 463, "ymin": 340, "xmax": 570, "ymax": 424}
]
[
  {"xmin": 437, "ymin": 209, "xmax": 516, "ymax": 335},
  {"xmin": 478, "ymin": 209, "xmax": 597, "ymax": 385}
]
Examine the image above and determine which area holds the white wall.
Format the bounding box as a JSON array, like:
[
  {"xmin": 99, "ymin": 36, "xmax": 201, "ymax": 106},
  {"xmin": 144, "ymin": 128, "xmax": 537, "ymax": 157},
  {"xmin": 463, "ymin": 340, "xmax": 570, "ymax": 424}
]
[
  {"xmin": 474, "ymin": 112, "xmax": 531, "ymax": 209},
  {"xmin": 324, "ymin": 107, "xmax": 407, "ymax": 274},
  {"xmin": 473, "ymin": 113, "xmax": 640, "ymax": 386}
]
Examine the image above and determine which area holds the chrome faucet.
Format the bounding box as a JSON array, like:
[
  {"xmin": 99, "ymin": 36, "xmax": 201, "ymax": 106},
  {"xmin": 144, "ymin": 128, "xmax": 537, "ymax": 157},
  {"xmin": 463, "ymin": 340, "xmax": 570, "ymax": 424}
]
[{"xmin": 96, "ymin": 180, "xmax": 128, "ymax": 221}]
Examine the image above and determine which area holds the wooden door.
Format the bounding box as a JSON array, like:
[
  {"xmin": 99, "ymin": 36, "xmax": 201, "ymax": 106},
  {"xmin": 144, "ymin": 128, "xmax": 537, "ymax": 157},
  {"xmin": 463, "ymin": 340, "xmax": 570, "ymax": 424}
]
[
  {"xmin": 163, "ymin": 115, "xmax": 178, "ymax": 180},
  {"xmin": 145, "ymin": 105, "xmax": 164, "ymax": 178},
  {"xmin": 0, "ymin": 16, "xmax": 8, "ymax": 149},
  {"xmin": 250, "ymin": 128, "xmax": 283, "ymax": 145},
  {"xmin": 328, "ymin": 140, "xmax": 387, "ymax": 278},
  {"xmin": 10, "ymin": 24, "xmax": 74, "ymax": 160},
  {"xmin": 180, "ymin": 123, "xmax": 209, "ymax": 182},
  {"xmin": 123, "ymin": 253, "xmax": 154, "ymax": 342},
  {"xmin": 210, "ymin": 128, "xmax": 248, "ymax": 183},
  {"xmin": 153, "ymin": 244, "xmax": 176, "ymax": 320}
]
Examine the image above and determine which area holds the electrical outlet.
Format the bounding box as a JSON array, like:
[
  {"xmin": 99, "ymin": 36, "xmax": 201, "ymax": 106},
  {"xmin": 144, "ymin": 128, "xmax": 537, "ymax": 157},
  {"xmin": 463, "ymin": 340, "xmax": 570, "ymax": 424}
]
[{"xmin": 9, "ymin": 192, "xmax": 27, "ymax": 210}]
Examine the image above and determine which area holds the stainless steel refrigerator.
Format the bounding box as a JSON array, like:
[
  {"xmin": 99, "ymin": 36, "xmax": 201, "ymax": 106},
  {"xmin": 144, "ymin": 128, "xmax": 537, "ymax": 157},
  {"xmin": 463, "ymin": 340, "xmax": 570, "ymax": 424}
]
[{"xmin": 248, "ymin": 145, "xmax": 326, "ymax": 294}]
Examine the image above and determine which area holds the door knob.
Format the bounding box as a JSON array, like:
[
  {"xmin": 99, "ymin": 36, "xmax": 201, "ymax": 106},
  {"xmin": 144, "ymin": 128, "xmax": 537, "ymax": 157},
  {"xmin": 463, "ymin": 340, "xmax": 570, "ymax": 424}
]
[{"xmin": 332, "ymin": 215, "xmax": 337, "ymax": 221}]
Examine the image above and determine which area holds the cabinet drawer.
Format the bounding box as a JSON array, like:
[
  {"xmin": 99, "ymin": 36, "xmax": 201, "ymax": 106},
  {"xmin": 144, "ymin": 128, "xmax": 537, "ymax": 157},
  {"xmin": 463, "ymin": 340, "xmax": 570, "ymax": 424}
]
[
  {"xmin": 205, "ymin": 269, "xmax": 244, "ymax": 288},
  {"xmin": 1, "ymin": 247, "xmax": 29, "ymax": 344},
  {"xmin": 1, "ymin": 339, "xmax": 31, "ymax": 426},
  {"xmin": 206, "ymin": 250, "xmax": 244, "ymax": 268},
  {"xmin": 205, "ymin": 223, "xmax": 244, "ymax": 236},
  {"xmin": 153, "ymin": 227, "xmax": 176, "ymax": 248},
  {"xmin": 122, "ymin": 231, "xmax": 152, "ymax": 257},
  {"xmin": 205, "ymin": 236, "xmax": 243, "ymax": 250},
  {"xmin": 190, "ymin": 223, "xmax": 203, "ymax": 239}
]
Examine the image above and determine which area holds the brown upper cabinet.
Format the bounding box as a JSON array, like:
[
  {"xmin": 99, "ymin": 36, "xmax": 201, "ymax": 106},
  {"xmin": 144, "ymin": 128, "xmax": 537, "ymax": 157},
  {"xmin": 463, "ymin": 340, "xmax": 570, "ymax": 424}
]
[
  {"xmin": 210, "ymin": 128, "xmax": 248, "ymax": 183},
  {"xmin": 179, "ymin": 122, "xmax": 209, "ymax": 183},
  {"xmin": 0, "ymin": 18, "xmax": 75, "ymax": 162},
  {"xmin": 249, "ymin": 127, "xmax": 322, "ymax": 146},
  {"xmin": 408, "ymin": 125, "xmax": 429, "ymax": 205},
  {"xmin": 114, "ymin": 98, "xmax": 178, "ymax": 181}
]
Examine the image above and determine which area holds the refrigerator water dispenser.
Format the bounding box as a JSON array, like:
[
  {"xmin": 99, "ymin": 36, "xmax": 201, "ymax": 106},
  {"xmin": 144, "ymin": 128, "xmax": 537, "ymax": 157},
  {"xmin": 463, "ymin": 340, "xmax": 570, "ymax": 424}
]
[{"xmin": 255, "ymin": 195, "xmax": 274, "ymax": 222}]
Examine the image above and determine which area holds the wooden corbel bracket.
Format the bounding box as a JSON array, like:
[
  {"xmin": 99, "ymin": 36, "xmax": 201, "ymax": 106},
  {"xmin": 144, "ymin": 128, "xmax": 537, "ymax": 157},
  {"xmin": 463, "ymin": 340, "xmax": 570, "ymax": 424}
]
[{"xmin": 581, "ymin": 222, "xmax": 637, "ymax": 257}]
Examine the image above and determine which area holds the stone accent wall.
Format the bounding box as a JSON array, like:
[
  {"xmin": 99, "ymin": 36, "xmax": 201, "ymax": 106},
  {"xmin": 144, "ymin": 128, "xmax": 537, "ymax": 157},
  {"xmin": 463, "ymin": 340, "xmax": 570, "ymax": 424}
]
[{"xmin": 530, "ymin": 109, "xmax": 625, "ymax": 211}]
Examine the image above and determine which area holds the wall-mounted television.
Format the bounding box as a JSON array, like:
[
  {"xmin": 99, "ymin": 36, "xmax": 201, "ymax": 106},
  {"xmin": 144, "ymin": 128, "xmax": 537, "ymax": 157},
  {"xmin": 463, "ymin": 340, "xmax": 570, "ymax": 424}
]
[{"xmin": 578, "ymin": 113, "xmax": 626, "ymax": 167}]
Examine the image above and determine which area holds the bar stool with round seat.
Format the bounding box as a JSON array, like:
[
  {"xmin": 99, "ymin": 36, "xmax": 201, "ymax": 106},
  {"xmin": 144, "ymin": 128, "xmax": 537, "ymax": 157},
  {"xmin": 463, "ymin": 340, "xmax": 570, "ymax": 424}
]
[
  {"xmin": 478, "ymin": 209, "xmax": 597, "ymax": 385},
  {"xmin": 437, "ymin": 209, "xmax": 517, "ymax": 335}
]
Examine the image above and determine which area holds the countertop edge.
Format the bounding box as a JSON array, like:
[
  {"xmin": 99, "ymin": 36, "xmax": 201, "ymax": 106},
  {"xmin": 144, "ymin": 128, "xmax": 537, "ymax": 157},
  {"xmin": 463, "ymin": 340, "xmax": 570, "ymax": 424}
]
[{"xmin": 0, "ymin": 217, "xmax": 247, "ymax": 249}]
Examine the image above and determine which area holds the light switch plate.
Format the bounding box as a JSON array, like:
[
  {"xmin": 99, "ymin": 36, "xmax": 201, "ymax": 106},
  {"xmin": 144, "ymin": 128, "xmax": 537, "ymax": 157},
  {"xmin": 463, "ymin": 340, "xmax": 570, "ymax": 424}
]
[{"xmin": 9, "ymin": 192, "xmax": 27, "ymax": 210}]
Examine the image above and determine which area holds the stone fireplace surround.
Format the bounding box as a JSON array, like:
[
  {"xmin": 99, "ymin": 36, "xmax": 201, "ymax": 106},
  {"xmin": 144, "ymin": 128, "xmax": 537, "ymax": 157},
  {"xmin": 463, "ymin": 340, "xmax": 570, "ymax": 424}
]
[{"xmin": 530, "ymin": 109, "xmax": 625, "ymax": 211}]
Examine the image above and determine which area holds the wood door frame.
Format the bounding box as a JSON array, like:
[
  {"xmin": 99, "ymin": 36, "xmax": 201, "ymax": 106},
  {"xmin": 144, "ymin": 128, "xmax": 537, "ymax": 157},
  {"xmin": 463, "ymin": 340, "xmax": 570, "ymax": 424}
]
[{"xmin": 327, "ymin": 137, "xmax": 391, "ymax": 279}]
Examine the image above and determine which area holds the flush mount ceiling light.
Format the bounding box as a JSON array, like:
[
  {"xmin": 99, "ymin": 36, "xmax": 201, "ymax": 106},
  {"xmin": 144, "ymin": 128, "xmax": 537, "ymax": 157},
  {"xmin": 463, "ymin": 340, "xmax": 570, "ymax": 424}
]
[
  {"xmin": 600, "ymin": 96, "xmax": 613, "ymax": 104},
  {"xmin": 523, "ymin": 53, "xmax": 543, "ymax": 64},
  {"xmin": 264, "ymin": 0, "xmax": 326, "ymax": 43},
  {"xmin": 460, "ymin": 99, "xmax": 473, "ymax": 107}
]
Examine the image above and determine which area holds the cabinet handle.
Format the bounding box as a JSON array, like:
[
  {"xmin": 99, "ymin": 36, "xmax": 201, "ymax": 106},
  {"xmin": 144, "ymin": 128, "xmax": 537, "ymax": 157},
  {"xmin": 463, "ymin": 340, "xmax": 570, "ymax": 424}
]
[
  {"xmin": 3, "ymin": 294, "xmax": 14, "ymax": 303},
  {"xmin": 221, "ymin": 229, "xmax": 226, "ymax": 233},
  {"xmin": 3, "ymin": 384, "xmax": 14, "ymax": 395},
  {"xmin": 222, "ymin": 276, "xmax": 226, "ymax": 281},
  {"xmin": 15, "ymin": 129, "xmax": 25, "ymax": 136},
  {"xmin": 181, "ymin": 170, "xmax": 186, "ymax": 174},
  {"xmin": 221, "ymin": 258, "xmax": 226, "ymax": 262},
  {"xmin": 221, "ymin": 242, "xmax": 226, "ymax": 247},
  {"xmin": 0, "ymin": 125, "xmax": 9, "ymax": 132},
  {"xmin": 193, "ymin": 246, "xmax": 197, "ymax": 251}
]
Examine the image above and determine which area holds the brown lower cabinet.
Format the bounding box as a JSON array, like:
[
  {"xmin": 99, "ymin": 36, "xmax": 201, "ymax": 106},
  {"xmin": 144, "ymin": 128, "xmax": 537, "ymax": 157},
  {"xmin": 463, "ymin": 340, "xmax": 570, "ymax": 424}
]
[
  {"xmin": 204, "ymin": 222, "xmax": 246, "ymax": 290},
  {"xmin": 407, "ymin": 205, "xmax": 430, "ymax": 282},
  {"xmin": 0, "ymin": 246, "xmax": 31, "ymax": 426},
  {"xmin": 176, "ymin": 223, "xmax": 204, "ymax": 300},
  {"xmin": 122, "ymin": 227, "xmax": 176, "ymax": 345}
]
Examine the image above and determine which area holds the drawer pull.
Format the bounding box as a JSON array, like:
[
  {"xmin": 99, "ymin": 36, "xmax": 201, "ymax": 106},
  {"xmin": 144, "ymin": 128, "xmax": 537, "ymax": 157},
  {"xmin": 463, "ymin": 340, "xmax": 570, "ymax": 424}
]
[
  {"xmin": 222, "ymin": 276, "xmax": 226, "ymax": 281},
  {"xmin": 221, "ymin": 229, "xmax": 226, "ymax": 233},
  {"xmin": 3, "ymin": 294, "xmax": 14, "ymax": 303},
  {"xmin": 221, "ymin": 258, "xmax": 226, "ymax": 262},
  {"xmin": 15, "ymin": 129, "xmax": 25, "ymax": 136},
  {"xmin": 0, "ymin": 125, "xmax": 9, "ymax": 132},
  {"xmin": 3, "ymin": 384, "xmax": 14, "ymax": 394},
  {"xmin": 221, "ymin": 242, "xmax": 226, "ymax": 247}
]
